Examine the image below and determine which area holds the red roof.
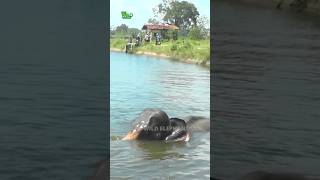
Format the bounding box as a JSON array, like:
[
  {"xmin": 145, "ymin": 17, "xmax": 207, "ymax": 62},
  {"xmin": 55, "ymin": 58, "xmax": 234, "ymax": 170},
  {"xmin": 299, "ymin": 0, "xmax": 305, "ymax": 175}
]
[{"xmin": 142, "ymin": 23, "xmax": 179, "ymax": 30}]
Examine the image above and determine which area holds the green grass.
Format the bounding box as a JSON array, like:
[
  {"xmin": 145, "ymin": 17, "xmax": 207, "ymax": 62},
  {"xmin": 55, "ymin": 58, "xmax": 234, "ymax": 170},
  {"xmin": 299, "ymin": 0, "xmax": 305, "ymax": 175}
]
[
  {"xmin": 110, "ymin": 38, "xmax": 210, "ymax": 66},
  {"xmin": 110, "ymin": 38, "xmax": 127, "ymax": 49}
]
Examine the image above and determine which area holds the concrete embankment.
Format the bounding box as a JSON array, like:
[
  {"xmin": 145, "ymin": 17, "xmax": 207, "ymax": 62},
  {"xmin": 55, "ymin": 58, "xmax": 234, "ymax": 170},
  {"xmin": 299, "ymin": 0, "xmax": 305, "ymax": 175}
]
[{"xmin": 225, "ymin": 0, "xmax": 320, "ymax": 15}]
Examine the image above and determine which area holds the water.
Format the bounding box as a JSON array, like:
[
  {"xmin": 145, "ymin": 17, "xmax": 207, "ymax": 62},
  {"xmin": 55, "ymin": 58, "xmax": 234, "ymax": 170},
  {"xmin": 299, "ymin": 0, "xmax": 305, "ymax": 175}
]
[
  {"xmin": 213, "ymin": 1, "xmax": 320, "ymax": 179},
  {"xmin": 110, "ymin": 52, "xmax": 210, "ymax": 179}
]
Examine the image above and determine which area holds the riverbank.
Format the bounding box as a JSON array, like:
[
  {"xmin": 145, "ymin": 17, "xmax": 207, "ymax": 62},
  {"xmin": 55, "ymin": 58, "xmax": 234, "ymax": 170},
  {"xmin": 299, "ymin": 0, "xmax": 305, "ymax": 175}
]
[
  {"xmin": 110, "ymin": 38, "xmax": 210, "ymax": 67},
  {"xmin": 224, "ymin": 0, "xmax": 320, "ymax": 15},
  {"xmin": 111, "ymin": 48, "xmax": 170, "ymax": 59}
]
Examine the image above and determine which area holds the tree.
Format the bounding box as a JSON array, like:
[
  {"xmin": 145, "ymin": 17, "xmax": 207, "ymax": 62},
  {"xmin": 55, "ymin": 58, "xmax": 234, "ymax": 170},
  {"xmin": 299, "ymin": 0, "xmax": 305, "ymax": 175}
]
[
  {"xmin": 147, "ymin": 18, "xmax": 159, "ymax": 24},
  {"xmin": 128, "ymin": 28, "xmax": 141, "ymax": 37},
  {"xmin": 188, "ymin": 16, "xmax": 210, "ymax": 40},
  {"xmin": 115, "ymin": 24, "xmax": 128, "ymax": 33},
  {"xmin": 189, "ymin": 26, "xmax": 202, "ymax": 40},
  {"xmin": 197, "ymin": 16, "xmax": 210, "ymax": 39},
  {"xmin": 154, "ymin": 0, "xmax": 199, "ymax": 31}
]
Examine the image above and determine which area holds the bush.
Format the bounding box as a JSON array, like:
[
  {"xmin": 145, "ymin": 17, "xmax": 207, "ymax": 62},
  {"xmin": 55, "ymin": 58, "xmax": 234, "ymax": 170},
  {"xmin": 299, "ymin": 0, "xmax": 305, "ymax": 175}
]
[
  {"xmin": 171, "ymin": 44, "xmax": 178, "ymax": 51},
  {"xmin": 111, "ymin": 39, "xmax": 127, "ymax": 49},
  {"xmin": 189, "ymin": 26, "xmax": 203, "ymax": 40},
  {"xmin": 182, "ymin": 41, "xmax": 192, "ymax": 49},
  {"xmin": 163, "ymin": 30, "xmax": 178, "ymax": 40},
  {"xmin": 171, "ymin": 30, "xmax": 178, "ymax": 40}
]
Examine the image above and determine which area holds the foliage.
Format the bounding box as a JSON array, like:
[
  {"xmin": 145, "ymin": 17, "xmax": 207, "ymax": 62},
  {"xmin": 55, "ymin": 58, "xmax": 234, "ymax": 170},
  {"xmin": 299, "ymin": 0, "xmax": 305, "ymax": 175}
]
[
  {"xmin": 111, "ymin": 24, "xmax": 142, "ymax": 38},
  {"xmin": 189, "ymin": 26, "xmax": 202, "ymax": 40},
  {"xmin": 170, "ymin": 30, "xmax": 178, "ymax": 40},
  {"xmin": 154, "ymin": 0, "xmax": 199, "ymax": 31},
  {"xmin": 110, "ymin": 39, "xmax": 127, "ymax": 49},
  {"xmin": 196, "ymin": 16, "xmax": 210, "ymax": 39},
  {"xmin": 115, "ymin": 24, "xmax": 128, "ymax": 33},
  {"xmin": 170, "ymin": 44, "xmax": 177, "ymax": 51},
  {"xmin": 110, "ymin": 38, "xmax": 210, "ymax": 65},
  {"xmin": 148, "ymin": 18, "xmax": 159, "ymax": 24},
  {"xmin": 188, "ymin": 16, "xmax": 210, "ymax": 40},
  {"xmin": 162, "ymin": 29, "xmax": 178, "ymax": 40},
  {"xmin": 128, "ymin": 28, "xmax": 141, "ymax": 37}
]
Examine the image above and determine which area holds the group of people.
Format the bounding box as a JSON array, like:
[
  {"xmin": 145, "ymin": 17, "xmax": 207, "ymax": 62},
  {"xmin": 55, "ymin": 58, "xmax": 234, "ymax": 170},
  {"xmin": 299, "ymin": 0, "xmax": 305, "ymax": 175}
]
[
  {"xmin": 143, "ymin": 32, "xmax": 162, "ymax": 45},
  {"xmin": 127, "ymin": 32, "xmax": 162, "ymax": 50}
]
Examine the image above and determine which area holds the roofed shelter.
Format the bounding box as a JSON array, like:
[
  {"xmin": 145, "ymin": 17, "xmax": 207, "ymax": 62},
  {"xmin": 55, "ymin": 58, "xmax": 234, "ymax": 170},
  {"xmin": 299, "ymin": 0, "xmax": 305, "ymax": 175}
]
[{"xmin": 142, "ymin": 23, "xmax": 179, "ymax": 40}]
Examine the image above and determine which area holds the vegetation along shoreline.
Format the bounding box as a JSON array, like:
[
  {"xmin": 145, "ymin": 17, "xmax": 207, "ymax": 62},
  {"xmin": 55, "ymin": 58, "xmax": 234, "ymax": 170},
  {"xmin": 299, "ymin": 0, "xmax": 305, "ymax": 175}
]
[
  {"xmin": 110, "ymin": 0, "xmax": 210, "ymax": 68},
  {"xmin": 110, "ymin": 39, "xmax": 210, "ymax": 67}
]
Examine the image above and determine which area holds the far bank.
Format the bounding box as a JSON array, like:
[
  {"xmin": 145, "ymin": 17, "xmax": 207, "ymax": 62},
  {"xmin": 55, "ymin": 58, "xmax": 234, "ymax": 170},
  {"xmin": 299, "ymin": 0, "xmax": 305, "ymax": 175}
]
[{"xmin": 110, "ymin": 38, "xmax": 210, "ymax": 67}]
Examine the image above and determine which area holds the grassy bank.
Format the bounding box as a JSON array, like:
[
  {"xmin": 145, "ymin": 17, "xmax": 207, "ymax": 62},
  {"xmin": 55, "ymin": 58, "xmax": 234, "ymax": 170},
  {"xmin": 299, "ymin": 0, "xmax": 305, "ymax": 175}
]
[{"xmin": 110, "ymin": 38, "xmax": 210, "ymax": 66}]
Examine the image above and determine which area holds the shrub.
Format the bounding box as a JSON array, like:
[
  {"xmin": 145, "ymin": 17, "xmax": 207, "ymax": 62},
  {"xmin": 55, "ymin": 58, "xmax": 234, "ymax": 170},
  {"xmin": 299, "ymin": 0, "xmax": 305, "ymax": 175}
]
[
  {"xmin": 189, "ymin": 26, "xmax": 203, "ymax": 40},
  {"xmin": 171, "ymin": 30, "xmax": 178, "ymax": 40},
  {"xmin": 171, "ymin": 44, "xmax": 178, "ymax": 51},
  {"xmin": 182, "ymin": 41, "xmax": 192, "ymax": 49},
  {"xmin": 163, "ymin": 30, "xmax": 178, "ymax": 40}
]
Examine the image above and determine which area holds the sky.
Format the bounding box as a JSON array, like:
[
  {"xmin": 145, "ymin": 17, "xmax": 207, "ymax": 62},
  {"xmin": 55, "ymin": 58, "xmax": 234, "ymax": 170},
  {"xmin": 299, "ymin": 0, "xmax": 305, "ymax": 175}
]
[{"xmin": 110, "ymin": 0, "xmax": 210, "ymax": 30}]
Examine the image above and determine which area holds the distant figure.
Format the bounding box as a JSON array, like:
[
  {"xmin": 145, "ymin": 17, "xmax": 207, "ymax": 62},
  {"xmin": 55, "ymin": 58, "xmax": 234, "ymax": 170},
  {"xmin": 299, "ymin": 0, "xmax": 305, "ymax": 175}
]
[
  {"xmin": 144, "ymin": 32, "xmax": 148, "ymax": 42},
  {"xmin": 155, "ymin": 32, "xmax": 161, "ymax": 45},
  {"xmin": 125, "ymin": 37, "xmax": 133, "ymax": 53},
  {"xmin": 144, "ymin": 32, "xmax": 151, "ymax": 42},
  {"xmin": 135, "ymin": 33, "xmax": 141, "ymax": 46}
]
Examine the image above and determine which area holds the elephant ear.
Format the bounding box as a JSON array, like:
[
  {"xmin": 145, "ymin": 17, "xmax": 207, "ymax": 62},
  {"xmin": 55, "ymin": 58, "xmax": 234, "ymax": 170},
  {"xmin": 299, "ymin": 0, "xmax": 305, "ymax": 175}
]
[
  {"xmin": 165, "ymin": 128, "xmax": 188, "ymax": 142},
  {"xmin": 165, "ymin": 118, "xmax": 188, "ymax": 142}
]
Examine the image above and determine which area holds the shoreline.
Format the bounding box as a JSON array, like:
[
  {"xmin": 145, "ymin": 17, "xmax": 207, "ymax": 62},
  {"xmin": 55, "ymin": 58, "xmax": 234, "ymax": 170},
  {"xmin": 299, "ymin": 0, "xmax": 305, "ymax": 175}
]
[{"xmin": 109, "ymin": 48, "xmax": 210, "ymax": 68}]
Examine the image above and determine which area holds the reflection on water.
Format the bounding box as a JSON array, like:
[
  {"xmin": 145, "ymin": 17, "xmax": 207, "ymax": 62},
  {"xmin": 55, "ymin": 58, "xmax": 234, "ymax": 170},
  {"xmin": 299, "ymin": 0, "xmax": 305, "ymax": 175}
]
[
  {"xmin": 131, "ymin": 141, "xmax": 187, "ymax": 160},
  {"xmin": 213, "ymin": 1, "xmax": 320, "ymax": 179},
  {"xmin": 110, "ymin": 52, "xmax": 210, "ymax": 179}
]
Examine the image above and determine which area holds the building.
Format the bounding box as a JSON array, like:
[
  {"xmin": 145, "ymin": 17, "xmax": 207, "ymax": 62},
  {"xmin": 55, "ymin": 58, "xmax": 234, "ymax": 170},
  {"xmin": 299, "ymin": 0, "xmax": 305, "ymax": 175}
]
[{"xmin": 142, "ymin": 23, "xmax": 179, "ymax": 40}]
